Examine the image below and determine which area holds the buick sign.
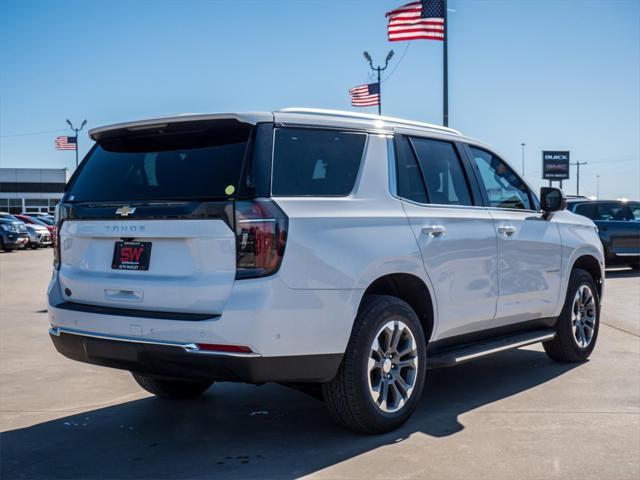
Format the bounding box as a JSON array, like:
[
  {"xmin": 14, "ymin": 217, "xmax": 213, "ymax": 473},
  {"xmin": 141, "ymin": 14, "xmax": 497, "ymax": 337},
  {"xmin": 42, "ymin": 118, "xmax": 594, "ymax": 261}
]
[{"xmin": 542, "ymin": 151, "xmax": 570, "ymax": 180}]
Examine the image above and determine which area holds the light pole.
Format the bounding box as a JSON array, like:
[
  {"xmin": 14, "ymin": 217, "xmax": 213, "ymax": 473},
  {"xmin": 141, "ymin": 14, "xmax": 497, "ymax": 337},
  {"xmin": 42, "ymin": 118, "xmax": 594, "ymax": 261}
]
[
  {"xmin": 66, "ymin": 119, "xmax": 87, "ymax": 168},
  {"xmin": 520, "ymin": 142, "xmax": 526, "ymax": 177},
  {"xmin": 571, "ymin": 161, "xmax": 588, "ymax": 196},
  {"xmin": 596, "ymin": 174, "xmax": 600, "ymax": 198},
  {"xmin": 363, "ymin": 50, "xmax": 394, "ymax": 115}
]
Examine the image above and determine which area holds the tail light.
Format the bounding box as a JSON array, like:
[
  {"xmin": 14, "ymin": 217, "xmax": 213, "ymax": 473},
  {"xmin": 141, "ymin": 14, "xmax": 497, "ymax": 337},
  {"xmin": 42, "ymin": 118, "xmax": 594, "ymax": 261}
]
[
  {"xmin": 53, "ymin": 204, "xmax": 71, "ymax": 270},
  {"xmin": 234, "ymin": 199, "xmax": 288, "ymax": 279}
]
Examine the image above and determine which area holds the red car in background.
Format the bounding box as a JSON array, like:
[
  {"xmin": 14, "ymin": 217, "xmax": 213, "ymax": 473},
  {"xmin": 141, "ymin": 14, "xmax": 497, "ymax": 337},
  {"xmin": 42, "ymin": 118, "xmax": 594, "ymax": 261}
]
[{"xmin": 15, "ymin": 214, "xmax": 56, "ymax": 247}]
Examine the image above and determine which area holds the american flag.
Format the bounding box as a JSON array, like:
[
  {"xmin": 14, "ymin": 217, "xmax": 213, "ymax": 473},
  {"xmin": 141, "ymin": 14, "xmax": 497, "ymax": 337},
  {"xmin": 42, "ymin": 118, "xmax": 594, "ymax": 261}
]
[
  {"xmin": 349, "ymin": 83, "xmax": 381, "ymax": 107},
  {"xmin": 55, "ymin": 136, "xmax": 77, "ymax": 150},
  {"xmin": 386, "ymin": 0, "xmax": 445, "ymax": 42}
]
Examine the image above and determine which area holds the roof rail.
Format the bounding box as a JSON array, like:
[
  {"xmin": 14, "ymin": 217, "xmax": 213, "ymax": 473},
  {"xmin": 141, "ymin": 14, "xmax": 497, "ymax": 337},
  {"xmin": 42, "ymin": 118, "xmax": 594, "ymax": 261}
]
[{"xmin": 277, "ymin": 108, "xmax": 462, "ymax": 136}]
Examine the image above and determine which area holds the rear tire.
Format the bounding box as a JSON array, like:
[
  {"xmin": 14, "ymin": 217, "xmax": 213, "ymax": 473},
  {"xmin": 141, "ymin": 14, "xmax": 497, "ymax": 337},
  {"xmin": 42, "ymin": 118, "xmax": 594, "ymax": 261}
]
[
  {"xmin": 322, "ymin": 295, "xmax": 427, "ymax": 434},
  {"xmin": 131, "ymin": 373, "xmax": 213, "ymax": 399},
  {"xmin": 544, "ymin": 268, "xmax": 600, "ymax": 363}
]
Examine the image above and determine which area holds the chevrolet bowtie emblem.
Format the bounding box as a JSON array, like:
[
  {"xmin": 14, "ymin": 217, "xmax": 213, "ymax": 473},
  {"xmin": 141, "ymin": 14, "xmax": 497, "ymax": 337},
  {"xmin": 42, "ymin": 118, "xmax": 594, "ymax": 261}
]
[{"xmin": 115, "ymin": 206, "xmax": 136, "ymax": 216}]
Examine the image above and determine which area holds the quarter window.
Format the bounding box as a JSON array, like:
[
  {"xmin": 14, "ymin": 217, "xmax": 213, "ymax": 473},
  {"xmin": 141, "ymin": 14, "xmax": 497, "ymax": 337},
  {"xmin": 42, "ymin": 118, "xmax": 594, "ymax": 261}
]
[
  {"xmin": 470, "ymin": 147, "xmax": 532, "ymax": 210},
  {"xmin": 271, "ymin": 128, "xmax": 366, "ymax": 196}
]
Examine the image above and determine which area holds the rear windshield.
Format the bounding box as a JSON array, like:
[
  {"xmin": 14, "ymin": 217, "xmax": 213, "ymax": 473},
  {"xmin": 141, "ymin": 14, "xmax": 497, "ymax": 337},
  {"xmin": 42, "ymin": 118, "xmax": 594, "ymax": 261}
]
[{"xmin": 67, "ymin": 121, "xmax": 253, "ymax": 203}]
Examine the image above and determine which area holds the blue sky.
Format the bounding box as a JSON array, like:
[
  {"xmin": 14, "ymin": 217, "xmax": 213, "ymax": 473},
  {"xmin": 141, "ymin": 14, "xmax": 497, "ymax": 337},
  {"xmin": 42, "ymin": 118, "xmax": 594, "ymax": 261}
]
[{"xmin": 1, "ymin": 0, "xmax": 639, "ymax": 199}]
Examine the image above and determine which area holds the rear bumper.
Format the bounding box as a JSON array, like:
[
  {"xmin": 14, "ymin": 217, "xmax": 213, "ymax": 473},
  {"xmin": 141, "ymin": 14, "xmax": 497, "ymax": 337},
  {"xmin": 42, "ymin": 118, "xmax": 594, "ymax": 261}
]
[
  {"xmin": 49, "ymin": 327, "xmax": 342, "ymax": 383},
  {"xmin": 48, "ymin": 270, "xmax": 360, "ymax": 358}
]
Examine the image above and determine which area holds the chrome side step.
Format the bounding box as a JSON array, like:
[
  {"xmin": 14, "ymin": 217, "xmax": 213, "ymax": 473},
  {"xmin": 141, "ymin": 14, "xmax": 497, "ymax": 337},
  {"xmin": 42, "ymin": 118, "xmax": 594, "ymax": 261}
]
[{"xmin": 428, "ymin": 329, "xmax": 556, "ymax": 369}]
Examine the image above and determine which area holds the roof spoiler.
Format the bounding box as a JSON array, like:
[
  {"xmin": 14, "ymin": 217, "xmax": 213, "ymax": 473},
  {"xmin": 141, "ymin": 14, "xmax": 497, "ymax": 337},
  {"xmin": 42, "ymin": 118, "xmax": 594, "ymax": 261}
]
[{"xmin": 89, "ymin": 113, "xmax": 273, "ymax": 141}]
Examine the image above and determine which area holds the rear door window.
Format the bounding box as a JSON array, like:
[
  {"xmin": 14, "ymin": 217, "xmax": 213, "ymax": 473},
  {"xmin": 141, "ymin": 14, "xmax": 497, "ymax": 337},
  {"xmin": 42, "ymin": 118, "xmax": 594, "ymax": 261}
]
[
  {"xmin": 271, "ymin": 128, "xmax": 366, "ymax": 196},
  {"xmin": 596, "ymin": 202, "xmax": 632, "ymax": 221},
  {"xmin": 395, "ymin": 136, "xmax": 428, "ymax": 204},
  {"xmin": 409, "ymin": 138, "xmax": 473, "ymax": 206}
]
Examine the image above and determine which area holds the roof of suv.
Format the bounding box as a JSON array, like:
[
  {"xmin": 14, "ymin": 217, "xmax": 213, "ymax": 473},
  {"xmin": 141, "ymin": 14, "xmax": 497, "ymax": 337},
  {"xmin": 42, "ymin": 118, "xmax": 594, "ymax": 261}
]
[{"xmin": 88, "ymin": 108, "xmax": 462, "ymax": 141}]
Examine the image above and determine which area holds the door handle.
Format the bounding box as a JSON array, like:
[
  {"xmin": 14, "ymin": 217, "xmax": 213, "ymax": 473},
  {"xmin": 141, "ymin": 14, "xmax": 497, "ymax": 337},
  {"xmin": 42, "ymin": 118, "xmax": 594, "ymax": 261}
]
[
  {"xmin": 422, "ymin": 225, "xmax": 446, "ymax": 237},
  {"xmin": 498, "ymin": 225, "xmax": 517, "ymax": 236}
]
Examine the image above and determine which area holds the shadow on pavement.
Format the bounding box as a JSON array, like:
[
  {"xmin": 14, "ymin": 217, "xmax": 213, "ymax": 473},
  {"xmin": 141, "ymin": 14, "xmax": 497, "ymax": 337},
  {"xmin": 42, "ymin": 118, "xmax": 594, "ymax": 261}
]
[{"xmin": 1, "ymin": 349, "xmax": 578, "ymax": 479}]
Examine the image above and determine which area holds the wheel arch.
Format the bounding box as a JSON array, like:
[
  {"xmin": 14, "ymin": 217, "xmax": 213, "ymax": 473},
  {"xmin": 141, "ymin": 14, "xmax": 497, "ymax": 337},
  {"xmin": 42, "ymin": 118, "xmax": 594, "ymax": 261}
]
[
  {"xmin": 358, "ymin": 273, "xmax": 435, "ymax": 343},
  {"xmin": 571, "ymin": 254, "xmax": 603, "ymax": 299}
]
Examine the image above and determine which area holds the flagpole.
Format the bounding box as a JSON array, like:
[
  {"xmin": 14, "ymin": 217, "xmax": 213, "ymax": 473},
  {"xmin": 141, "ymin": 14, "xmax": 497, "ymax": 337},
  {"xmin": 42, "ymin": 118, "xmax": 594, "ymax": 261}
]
[
  {"xmin": 443, "ymin": 0, "xmax": 449, "ymax": 127},
  {"xmin": 377, "ymin": 68, "xmax": 382, "ymax": 115},
  {"xmin": 75, "ymin": 131, "xmax": 79, "ymax": 168}
]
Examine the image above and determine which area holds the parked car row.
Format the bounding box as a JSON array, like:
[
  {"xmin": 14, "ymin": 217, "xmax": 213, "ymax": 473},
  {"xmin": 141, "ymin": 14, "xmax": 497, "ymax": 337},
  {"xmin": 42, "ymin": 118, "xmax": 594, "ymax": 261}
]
[{"xmin": 0, "ymin": 212, "xmax": 54, "ymax": 252}]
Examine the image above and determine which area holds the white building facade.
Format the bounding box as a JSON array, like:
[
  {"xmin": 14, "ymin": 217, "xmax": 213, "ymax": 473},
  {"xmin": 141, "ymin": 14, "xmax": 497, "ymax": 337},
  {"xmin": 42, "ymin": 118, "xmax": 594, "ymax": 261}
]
[{"xmin": 0, "ymin": 168, "xmax": 69, "ymax": 213}]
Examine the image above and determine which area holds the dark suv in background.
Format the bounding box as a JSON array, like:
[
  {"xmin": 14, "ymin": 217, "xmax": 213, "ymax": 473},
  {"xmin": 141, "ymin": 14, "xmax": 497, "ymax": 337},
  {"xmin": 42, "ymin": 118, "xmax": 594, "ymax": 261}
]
[
  {"xmin": 0, "ymin": 217, "xmax": 29, "ymax": 252},
  {"xmin": 567, "ymin": 199, "xmax": 640, "ymax": 269}
]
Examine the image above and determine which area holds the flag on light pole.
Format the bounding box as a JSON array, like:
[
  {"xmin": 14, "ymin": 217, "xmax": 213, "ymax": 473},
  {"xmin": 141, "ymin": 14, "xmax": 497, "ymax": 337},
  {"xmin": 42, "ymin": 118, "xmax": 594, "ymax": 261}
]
[
  {"xmin": 349, "ymin": 83, "xmax": 381, "ymax": 107},
  {"xmin": 55, "ymin": 136, "xmax": 77, "ymax": 150}
]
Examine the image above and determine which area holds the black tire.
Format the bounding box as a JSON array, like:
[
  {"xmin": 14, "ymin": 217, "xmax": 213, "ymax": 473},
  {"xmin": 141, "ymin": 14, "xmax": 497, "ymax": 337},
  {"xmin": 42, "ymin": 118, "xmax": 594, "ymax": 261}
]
[
  {"xmin": 543, "ymin": 268, "xmax": 600, "ymax": 363},
  {"xmin": 2, "ymin": 239, "xmax": 14, "ymax": 252},
  {"xmin": 322, "ymin": 295, "xmax": 427, "ymax": 434},
  {"xmin": 131, "ymin": 373, "xmax": 213, "ymax": 399},
  {"xmin": 629, "ymin": 263, "xmax": 640, "ymax": 271}
]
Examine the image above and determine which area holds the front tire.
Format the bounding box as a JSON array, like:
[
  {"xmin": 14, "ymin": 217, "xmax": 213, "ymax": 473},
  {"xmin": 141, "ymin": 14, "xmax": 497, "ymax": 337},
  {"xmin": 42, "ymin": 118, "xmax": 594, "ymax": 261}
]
[
  {"xmin": 322, "ymin": 295, "xmax": 427, "ymax": 434},
  {"xmin": 131, "ymin": 373, "xmax": 213, "ymax": 399},
  {"xmin": 544, "ymin": 268, "xmax": 600, "ymax": 363}
]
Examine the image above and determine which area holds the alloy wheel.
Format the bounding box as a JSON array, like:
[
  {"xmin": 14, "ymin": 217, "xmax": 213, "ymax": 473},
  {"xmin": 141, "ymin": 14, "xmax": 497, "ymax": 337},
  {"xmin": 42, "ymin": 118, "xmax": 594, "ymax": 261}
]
[
  {"xmin": 367, "ymin": 320, "xmax": 419, "ymax": 413},
  {"xmin": 572, "ymin": 284, "xmax": 597, "ymax": 348}
]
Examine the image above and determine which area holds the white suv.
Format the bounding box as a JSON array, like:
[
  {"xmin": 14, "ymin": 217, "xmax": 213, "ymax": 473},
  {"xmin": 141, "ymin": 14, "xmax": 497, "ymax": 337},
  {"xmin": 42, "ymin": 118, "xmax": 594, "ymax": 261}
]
[{"xmin": 48, "ymin": 108, "xmax": 604, "ymax": 433}]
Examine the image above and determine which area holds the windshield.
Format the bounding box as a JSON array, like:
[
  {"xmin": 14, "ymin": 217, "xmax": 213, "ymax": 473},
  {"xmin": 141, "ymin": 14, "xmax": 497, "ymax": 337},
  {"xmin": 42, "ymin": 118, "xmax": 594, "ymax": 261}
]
[
  {"xmin": 66, "ymin": 121, "xmax": 254, "ymax": 203},
  {"xmin": 0, "ymin": 213, "xmax": 21, "ymax": 222},
  {"xmin": 35, "ymin": 216, "xmax": 54, "ymax": 225}
]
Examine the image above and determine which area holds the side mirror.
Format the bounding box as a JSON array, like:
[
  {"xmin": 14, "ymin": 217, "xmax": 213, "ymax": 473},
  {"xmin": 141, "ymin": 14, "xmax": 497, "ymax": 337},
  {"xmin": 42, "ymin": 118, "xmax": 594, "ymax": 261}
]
[{"xmin": 540, "ymin": 187, "xmax": 566, "ymax": 214}]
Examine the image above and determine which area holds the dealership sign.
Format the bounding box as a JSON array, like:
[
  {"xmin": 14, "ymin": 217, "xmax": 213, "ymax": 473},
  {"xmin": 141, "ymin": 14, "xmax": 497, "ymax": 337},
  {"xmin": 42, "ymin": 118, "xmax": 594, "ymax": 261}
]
[{"xmin": 542, "ymin": 151, "xmax": 570, "ymax": 180}]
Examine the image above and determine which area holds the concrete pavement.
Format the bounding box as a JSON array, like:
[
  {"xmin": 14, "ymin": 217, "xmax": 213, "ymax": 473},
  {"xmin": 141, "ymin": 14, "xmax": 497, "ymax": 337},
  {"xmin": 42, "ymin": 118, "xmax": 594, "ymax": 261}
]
[{"xmin": 1, "ymin": 249, "xmax": 638, "ymax": 479}]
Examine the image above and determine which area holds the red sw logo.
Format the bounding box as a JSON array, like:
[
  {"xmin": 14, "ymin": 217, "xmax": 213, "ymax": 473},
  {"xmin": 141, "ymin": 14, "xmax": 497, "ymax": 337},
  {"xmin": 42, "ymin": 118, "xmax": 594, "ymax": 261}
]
[{"xmin": 119, "ymin": 246, "xmax": 144, "ymax": 263}]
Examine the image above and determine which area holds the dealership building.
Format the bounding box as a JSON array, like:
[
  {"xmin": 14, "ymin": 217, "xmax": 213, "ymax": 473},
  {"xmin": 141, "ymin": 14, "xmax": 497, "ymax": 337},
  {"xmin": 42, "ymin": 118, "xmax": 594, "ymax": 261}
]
[{"xmin": 0, "ymin": 168, "xmax": 69, "ymax": 214}]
